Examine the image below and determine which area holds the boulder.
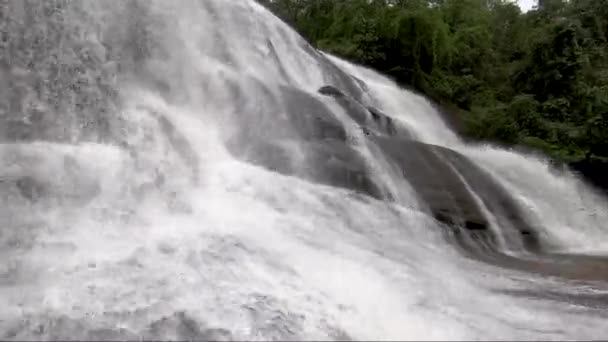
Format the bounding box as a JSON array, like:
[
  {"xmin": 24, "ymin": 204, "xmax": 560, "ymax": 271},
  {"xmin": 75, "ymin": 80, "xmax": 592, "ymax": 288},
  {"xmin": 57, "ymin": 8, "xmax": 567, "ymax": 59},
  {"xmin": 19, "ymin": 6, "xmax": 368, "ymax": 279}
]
[
  {"xmin": 371, "ymin": 136, "xmax": 488, "ymax": 230},
  {"xmin": 435, "ymin": 144, "xmax": 540, "ymax": 251},
  {"xmin": 371, "ymin": 136, "xmax": 539, "ymax": 251}
]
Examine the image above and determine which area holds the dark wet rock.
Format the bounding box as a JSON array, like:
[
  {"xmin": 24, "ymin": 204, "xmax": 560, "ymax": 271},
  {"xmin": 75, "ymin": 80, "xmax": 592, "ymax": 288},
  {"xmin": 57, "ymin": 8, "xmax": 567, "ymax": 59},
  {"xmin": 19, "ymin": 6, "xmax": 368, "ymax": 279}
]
[
  {"xmin": 318, "ymin": 85, "xmax": 413, "ymax": 139},
  {"xmin": 214, "ymin": 77, "xmax": 292, "ymax": 141},
  {"xmin": 226, "ymin": 82, "xmax": 540, "ymax": 253},
  {"xmin": 280, "ymin": 86, "xmax": 348, "ymax": 142},
  {"xmin": 300, "ymin": 47, "xmax": 365, "ymax": 102},
  {"xmin": 230, "ymin": 84, "xmax": 538, "ymax": 252},
  {"xmin": 318, "ymin": 85, "xmax": 368, "ymax": 126},
  {"xmin": 370, "ymin": 137, "xmax": 488, "ymax": 229},
  {"xmin": 230, "ymin": 139, "xmax": 297, "ymax": 175},
  {"xmin": 227, "ymin": 138, "xmax": 383, "ymax": 200},
  {"xmin": 370, "ymin": 136, "xmax": 540, "ymax": 252},
  {"xmin": 321, "ymin": 62, "xmax": 366, "ymax": 103},
  {"xmin": 230, "ymin": 127, "xmax": 539, "ymax": 252},
  {"xmin": 351, "ymin": 75, "xmax": 369, "ymax": 93},
  {"xmin": 319, "ymin": 85, "xmax": 346, "ymax": 98},
  {"xmin": 229, "ymin": 82, "xmax": 347, "ymax": 145},
  {"xmin": 301, "ymin": 139, "xmax": 383, "ymax": 199},
  {"xmin": 435, "ymin": 145, "xmax": 541, "ymax": 251},
  {"xmin": 499, "ymin": 288, "xmax": 608, "ymax": 311},
  {"xmin": 366, "ymin": 106, "xmax": 410, "ymax": 137},
  {"xmin": 461, "ymin": 245, "xmax": 608, "ymax": 283}
]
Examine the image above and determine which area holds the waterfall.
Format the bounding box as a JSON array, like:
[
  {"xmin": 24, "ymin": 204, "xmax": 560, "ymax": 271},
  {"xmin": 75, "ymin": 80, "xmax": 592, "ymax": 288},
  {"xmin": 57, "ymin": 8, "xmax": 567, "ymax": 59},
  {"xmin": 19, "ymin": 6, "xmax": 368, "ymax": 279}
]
[{"xmin": 1, "ymin": 0, "xmax": 607, "ymax": 340}]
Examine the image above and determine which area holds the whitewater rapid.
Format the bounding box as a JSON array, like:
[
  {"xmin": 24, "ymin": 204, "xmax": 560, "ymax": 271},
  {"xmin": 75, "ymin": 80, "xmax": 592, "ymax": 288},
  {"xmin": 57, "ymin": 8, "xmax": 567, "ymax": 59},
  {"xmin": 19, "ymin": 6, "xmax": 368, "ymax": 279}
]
[{"xmin": 1, "ymin": 0, "xmax": 608, "ymax": 340}]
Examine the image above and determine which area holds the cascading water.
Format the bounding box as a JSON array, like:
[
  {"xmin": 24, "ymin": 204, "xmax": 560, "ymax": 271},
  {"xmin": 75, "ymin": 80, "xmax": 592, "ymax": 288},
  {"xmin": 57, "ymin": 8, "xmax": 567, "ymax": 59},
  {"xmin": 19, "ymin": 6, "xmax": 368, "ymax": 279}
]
[{"xmin": 1, "ymin": 0, "xmax": 608, "ymax": 340}]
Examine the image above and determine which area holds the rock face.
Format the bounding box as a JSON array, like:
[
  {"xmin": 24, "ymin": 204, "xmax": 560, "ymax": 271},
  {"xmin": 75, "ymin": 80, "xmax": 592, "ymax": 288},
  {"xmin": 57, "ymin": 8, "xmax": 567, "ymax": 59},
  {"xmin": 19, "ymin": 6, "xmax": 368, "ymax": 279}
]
[
  {"xmin": 226, "ymin": 77, "xmax": 541, "ymax": 253},
  {"xmin": 371, "ymin": 136, "xmax": 539, "ymax": 251},
  {"xmin": 371, "ymin": 137, "xmax": 487, "ymax": 229},
  {"xmin": 230, "ymin": 137, "xmax": 384, "ymax": 200},
  {"xmin": 318, "ymin": 85, "xmax": 412, "ymax": 138}
]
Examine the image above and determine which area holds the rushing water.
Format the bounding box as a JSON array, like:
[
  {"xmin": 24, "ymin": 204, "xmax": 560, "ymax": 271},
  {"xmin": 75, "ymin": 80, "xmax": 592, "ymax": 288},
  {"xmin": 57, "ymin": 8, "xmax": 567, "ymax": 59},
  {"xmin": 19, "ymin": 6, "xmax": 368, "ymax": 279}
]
[{"xmin": 1, "ymin": 0, "xmax": 608, "ymax": 340}]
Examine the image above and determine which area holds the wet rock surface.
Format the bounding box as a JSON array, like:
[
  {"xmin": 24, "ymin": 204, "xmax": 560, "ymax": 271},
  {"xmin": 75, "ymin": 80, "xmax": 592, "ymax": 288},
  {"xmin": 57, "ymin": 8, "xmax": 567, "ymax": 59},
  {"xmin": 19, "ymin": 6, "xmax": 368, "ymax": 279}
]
[
  {"xmin": 319, "ymin": 85, "xmax": 413, "ymax": 138},
  {"xmin": 230, "ymin": 78, "xmax": 541, "ymax": 252},
  {"xmin": 227, "ymin": 78, "xmax": 608, "ymax": 285}
]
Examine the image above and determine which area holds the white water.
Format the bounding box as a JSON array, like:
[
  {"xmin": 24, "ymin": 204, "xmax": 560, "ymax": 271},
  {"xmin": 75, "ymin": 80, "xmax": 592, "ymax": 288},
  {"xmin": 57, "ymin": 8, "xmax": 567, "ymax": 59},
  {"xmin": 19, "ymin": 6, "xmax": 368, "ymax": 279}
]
[
  {"xmin": 1, "ymin": 0, "xmax": 608, "ymax": 340},
  {"xmin": 331, "ymin": 55, "xmax": 608, "ymax": 254}
]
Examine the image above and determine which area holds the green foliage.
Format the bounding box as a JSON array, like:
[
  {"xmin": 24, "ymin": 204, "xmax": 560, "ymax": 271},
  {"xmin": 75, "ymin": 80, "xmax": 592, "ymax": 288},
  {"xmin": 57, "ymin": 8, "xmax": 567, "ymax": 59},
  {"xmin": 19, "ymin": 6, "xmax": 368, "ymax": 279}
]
[{"xmin": 260, "ymin": 0, "xmax": 608, "ymax": 163}]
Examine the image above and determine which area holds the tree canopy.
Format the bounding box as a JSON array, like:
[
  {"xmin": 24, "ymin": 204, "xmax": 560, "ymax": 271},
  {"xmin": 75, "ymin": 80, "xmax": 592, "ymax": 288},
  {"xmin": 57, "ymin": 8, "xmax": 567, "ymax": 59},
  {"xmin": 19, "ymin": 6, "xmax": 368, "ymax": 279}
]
[{"xmin": 260, "ymin": 0, "xmax": 608, "ymax": 164}]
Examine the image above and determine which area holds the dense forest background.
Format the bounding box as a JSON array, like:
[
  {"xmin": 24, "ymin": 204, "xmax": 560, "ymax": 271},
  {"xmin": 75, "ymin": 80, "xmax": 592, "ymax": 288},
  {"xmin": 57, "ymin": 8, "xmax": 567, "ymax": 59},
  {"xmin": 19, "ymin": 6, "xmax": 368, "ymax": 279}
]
[{"xmin": 259, "ymin": 0, "xmax": 608, "ymax": 170}]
